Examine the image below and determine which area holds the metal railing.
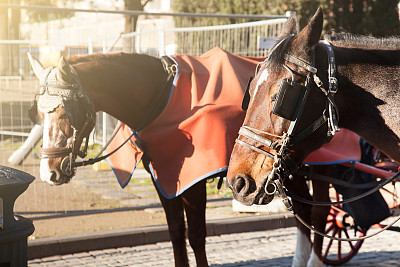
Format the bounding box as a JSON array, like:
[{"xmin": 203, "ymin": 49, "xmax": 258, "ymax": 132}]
[{"xmin": 0, "ymin": 5, "xmax": 287, "ymax": 223}]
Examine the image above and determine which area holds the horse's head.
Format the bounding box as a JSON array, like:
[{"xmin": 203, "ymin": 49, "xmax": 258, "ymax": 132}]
[
  {"xmin": 28, "ymin": 54, "xmax": 95, "ymax": 185},
  {"xmin": 227, "ymin": 8, "xmax": 334, "ymax": 206}
]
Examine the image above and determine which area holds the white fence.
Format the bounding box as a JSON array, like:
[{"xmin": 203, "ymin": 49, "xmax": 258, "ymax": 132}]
[
  {"xmin": 124, "ymin": 19, "xmax": 287, "ymax": 56},
  {"xmin": 0, "ymin": 5, "xmax": 287, "ymax": 222}
]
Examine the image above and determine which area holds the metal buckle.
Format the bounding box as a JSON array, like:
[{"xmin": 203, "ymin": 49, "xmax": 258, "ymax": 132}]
[{"xmin": 329, "ymin": 77, "xmax": 338, "ymax": 93}]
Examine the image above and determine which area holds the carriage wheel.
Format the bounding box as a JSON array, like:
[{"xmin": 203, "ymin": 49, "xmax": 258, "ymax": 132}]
[{"xmin": 322, "ymin": 192, "xmax": 367, "ymax": 266}]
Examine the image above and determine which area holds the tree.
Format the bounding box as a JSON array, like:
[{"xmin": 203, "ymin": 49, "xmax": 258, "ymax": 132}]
[
  {"xmin": 172, "ymin": 0, "xmax": 400, "ymax": 36},
  {"xmin": 0, "ymin": 0, "xmax": 22, "ymax": 75},
  {"xmin": 0, "ymin": 0, "xmax": 74, "ymax": 75},
  {"xmin": 323, "ymin": 0, "xmax": 400, "ymax": 36}
]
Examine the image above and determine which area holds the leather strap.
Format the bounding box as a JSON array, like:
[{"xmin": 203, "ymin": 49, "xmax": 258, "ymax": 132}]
[
  {"xmin": 321, "ymin": 40, "xmax": 337, "ymax": 93},
  {"xmin": 285, "ymin": 54, "xmax": 317, "ymax": 74}
]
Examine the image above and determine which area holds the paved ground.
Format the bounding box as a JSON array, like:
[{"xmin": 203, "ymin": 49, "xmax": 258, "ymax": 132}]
[
  {"xmin": 28, "ymin": 224, "xmax": 400, "ymax": 267},
  {"xmin": 21, "ymin": 160, "xmax": 400, "ymax": 266}
]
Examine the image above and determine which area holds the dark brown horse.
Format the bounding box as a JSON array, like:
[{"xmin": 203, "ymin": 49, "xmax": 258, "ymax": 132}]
[
  {"xmin": 27, "ymin": 50, "xmax": 253, "ymax": 267},
  {"xmin": 227, "ymin": 7, "xmax": 400, "ymax": 267}
]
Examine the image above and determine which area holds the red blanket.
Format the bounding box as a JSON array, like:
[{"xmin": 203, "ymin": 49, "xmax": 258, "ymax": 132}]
[
  {"xmin": 304, "ymin": 129, "xmax": 361, "ymax": 165},
  {"xmin": 106, "ymin": 47, "xmax": 263, "ymax": 198}
]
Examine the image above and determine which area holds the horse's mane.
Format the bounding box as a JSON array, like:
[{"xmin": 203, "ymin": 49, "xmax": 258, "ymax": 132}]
[
  {"xmin": 67, "ymin": 52, "xmax": 160, "ymax": 66},
  {"xmin": 324, "ymin": 33, "xmax": 400, "ymax": 50}
]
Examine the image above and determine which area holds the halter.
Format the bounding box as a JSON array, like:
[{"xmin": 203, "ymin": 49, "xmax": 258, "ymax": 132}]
[
  {"xmin": 237, "ymin": 40, "xmax": 340, "ymax": 200},
  {"xmin": 31, "ymin": 56, "xmax": 178, "ymax": 177},
  {"xmin": 30, "ymin": 67, "xmax": 96, "ymax": 177},
  {"xmin": 236, "ymin": 42, "xmax": 400, "ymax": 241}
]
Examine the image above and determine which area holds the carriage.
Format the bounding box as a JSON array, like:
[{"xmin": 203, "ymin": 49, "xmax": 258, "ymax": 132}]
[{"xmin": 296, "ymin": 129, "xmax": 400, "ymax": 265}]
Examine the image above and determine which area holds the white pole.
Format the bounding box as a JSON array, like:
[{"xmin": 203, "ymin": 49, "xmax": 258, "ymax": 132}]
[
  {"xmin": 8, "ymin": 124, "xmax": 43, "ymax": 165},
  {"xmin": 135, "ymin": 28, "xmax": 141, "ymax": 53},
  {"xmin": 102, "ymin": 112, "xmax": 107, "ymax": 149},
  {"xmin": 158, "ymin": 26, "xmax": 165, "ymax": 56}
]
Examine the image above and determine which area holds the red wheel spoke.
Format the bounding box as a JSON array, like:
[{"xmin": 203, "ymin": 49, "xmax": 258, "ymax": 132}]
[
  {"xmin": 342, "ymin": 228, "xmax": 355, "ymax": 250},
  {"xmin": 323, "ymin": 190, "xmax": 367, "ymax": 265},
  {"xmin": 325, "ymin": 223, "xmax": 335, "ymax": 233},
  {"xmin": 324, "ymin": 235, "xmax": 334, "ymax": 257},
  {"xmin": 337, "ymin": 230, "xmax": 342, "ymax": 259}
]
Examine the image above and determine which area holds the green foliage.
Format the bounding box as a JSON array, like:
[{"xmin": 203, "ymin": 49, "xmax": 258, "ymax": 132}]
[
  {"xmin": 323, "ymin": 0, "xmax": 400, "ymax": 37},
  {"xmin": 26, "ymin": 0, "xmax": 74, "ymax": 22},
  {"xmin": 173, "ymin": 0, "xmax": 400, "ymax": 37}
]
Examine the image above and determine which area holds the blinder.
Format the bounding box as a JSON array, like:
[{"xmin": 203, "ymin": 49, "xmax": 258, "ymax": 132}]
[
  {"xmin": 28, "ymin": 100, "xmax": 40, "ymax": 125},
  {"xmin": 272, "ymin": 78, "xmax": 307, "ymax": 121},
  {"xmin": 241, "ymin": 76, "xmax": 253, "ymax": 111}
]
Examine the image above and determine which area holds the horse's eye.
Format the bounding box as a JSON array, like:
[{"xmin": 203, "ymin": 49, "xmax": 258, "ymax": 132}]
[{"xmin": 271, "ymin": 93, "xmax": 277, "ymax": 102}]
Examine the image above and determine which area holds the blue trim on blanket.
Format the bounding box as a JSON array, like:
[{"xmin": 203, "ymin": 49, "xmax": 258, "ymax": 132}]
[
  {"xmin": 302, "ymin": 159, "xmax": 360, "ymax": 166},
  {"xmin": 165, "ymin": 55, "xmax": 180, "ymax": 102},
  {"xmin": 107, "ymin": 157, "xmax": 141, "ymax": 188},
  {"xmin": 106, "ymin": 128, "xmax": 143, "ymax": 188},
  {"xmin": 150, "ymin": 165, "xmax": 229, "ymax": 199}
]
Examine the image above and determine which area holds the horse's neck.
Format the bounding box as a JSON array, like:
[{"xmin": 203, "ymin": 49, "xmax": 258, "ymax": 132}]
[
  {"xmin": 74, "ymin": 54, "xmax": 168, "ymax": 130},
  {"xmin": 335, "ymin": 48, "xmax": 400, "ymax": 162}
]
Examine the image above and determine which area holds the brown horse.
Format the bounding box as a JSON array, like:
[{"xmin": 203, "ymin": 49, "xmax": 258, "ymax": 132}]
[
  {"xmin": 227, "ymin": 7, "xmax": 400, "ymax": 267},
  {"xmin": 28, "ymin": 49, "xmax": 258, "ymax": 267}
]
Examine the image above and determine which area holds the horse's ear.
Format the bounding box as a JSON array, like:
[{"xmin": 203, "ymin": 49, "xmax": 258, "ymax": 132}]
[
  {"xmin": 27, "ymin": 52, "xmax": 44, "ymax": 78},
  {"xmin": 278, "ymin": 12, "xmax": 299, "ymax": 39},
  {"xmin": 57, "ymin": 56, "xmax": 79, "ymax": 85},
  {"xmin": 292, "ymin": 7, "xmax": 323, "ymax": 55}
]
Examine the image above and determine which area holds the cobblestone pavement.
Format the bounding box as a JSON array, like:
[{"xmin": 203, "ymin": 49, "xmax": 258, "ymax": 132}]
[{"xmin": 29, "ymin": 225, "xmax": 400, "ymax": 267}]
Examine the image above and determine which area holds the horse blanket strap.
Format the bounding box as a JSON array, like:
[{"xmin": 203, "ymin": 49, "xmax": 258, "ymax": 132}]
[
  {"xmin": 161, "ymin": 56, "xmax": 178, "ymax": 76},
  {"xmin": 106, "ymin": 47, "xmax": 264, "ymax": 197}
]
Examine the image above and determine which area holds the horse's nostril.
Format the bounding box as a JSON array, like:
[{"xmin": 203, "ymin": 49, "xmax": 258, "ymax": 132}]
[
  {"xmin": 232, "ymin": 175, "xmax": 249, "ymax": 194},
  {"xmin": 50, "ymin": 171, "xmax": 58, "ymax": 183}
]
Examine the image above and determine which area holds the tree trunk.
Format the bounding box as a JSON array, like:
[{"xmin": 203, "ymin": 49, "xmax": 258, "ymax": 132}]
[
  {"xmin": 0, "ymin": 3, "xmax": 20, "ymax": 76},
  {"xmin": 123, "ymin": 0, "xmax": 145, "ymax": 53},
  {"xmin": 0, "ymin": 6, "xmax": 8, "ymax": 75}
]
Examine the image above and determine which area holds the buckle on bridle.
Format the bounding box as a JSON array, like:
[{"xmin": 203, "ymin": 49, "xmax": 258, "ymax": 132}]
[
  {"xmin": 61, "ymin": 154, "xmax": 74, "ymax": 176},
  {"xmin": 329, "ymin": 77, "xmax": 338, "ymax": 93}
]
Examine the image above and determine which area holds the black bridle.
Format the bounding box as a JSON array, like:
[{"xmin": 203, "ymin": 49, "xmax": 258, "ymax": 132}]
[
  {"xmin": 30, "ymin": 84, "xmax": 96, "ymax": 177},
  {"xmin": 237, "ymin": 40, "xmax": 340, "ymax": 203},
  {"xmin": 236, "ymin": 41, "xmax": 400, "ymax": 241}
]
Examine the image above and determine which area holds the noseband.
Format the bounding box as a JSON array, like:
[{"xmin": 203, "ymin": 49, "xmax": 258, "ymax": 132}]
[{"xmin": 237, "ymin": 40, "xmax": 339, "ymax": 203}]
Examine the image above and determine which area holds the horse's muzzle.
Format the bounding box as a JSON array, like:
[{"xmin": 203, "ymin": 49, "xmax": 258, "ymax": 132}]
[{"xmin": 229, "ymin": 173, "xmax": 274, "ymax": 206}]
